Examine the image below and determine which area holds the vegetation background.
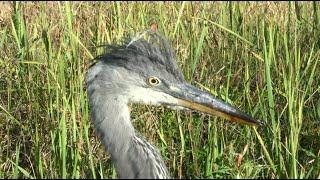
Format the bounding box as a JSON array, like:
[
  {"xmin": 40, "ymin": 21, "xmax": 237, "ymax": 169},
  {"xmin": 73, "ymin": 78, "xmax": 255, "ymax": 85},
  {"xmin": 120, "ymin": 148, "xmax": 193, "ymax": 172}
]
[{"xmin": 0, "ymin": 1, "xmax": 319, "ymax": 179}]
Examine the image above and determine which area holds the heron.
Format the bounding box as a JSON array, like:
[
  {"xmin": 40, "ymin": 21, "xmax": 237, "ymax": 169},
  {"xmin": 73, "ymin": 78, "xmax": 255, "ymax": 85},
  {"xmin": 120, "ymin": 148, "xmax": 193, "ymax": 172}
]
[{"xmin": 86, "ymin": 31, "xmax": 262, "ymax": 179}]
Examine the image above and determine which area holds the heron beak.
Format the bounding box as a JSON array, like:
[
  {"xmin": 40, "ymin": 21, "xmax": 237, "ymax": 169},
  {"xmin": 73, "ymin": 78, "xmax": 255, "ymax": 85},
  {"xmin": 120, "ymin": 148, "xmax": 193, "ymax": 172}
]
[{"xmin": 167, "ymin": 83, "xmax": 262, "ymax": 127}]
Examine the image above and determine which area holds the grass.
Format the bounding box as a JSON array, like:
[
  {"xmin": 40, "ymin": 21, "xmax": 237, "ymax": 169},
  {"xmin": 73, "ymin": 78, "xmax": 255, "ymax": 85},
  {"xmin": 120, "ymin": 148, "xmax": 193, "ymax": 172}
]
[{"xmin": 0, "ymin": 1, "xmax": 320, "ymax": 179}]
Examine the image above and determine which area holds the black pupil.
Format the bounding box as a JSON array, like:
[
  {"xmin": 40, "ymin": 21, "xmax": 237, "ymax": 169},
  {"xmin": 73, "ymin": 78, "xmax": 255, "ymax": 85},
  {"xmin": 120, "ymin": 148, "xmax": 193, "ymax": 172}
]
[{"xmin": 151, "ymin": 78, "xmax": 157, "ymax": 84}]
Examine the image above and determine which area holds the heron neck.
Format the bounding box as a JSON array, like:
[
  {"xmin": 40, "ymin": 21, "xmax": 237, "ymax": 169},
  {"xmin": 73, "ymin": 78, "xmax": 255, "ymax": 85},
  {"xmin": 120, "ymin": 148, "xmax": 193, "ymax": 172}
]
[
  {"xmin": 88, "ymin": 91, "xmax": 169, "ymax": 178},
  {"xmin": 88, "ymin": 92, "xmax": 134, "ymax": 155},
  {"xmin": 88, "ymin": 93, "xmax": 134, "ymax": 174}
]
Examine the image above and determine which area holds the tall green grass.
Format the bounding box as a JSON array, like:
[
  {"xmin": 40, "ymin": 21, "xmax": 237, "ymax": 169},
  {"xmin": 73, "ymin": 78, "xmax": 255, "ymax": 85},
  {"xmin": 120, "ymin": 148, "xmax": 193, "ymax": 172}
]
[{"xmin": 0, "ymin": 1, "xmax": 319, "ymax": 179}]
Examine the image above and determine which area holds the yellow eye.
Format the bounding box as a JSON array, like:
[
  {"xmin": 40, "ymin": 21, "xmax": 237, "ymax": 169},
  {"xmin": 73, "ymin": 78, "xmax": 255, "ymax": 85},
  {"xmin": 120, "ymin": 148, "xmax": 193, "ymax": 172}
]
[{"xmin": 148, "ymin": 77, "xmax": 160, "ymax": 86}]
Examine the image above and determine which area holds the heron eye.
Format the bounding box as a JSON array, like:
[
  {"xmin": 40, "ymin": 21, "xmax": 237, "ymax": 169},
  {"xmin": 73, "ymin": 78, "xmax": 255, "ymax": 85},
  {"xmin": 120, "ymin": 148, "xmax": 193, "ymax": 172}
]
[{"xmin": 148, "ymin": 77, "xmax": 160, "ymax": 86}]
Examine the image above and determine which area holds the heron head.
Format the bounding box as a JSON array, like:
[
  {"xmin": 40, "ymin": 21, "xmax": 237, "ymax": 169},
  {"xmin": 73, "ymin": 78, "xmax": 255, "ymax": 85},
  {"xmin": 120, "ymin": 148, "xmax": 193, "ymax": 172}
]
[{"xmin": 87, "ymin": 31, "xmax": 262, "ymax": 127}]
